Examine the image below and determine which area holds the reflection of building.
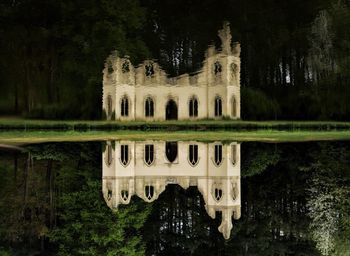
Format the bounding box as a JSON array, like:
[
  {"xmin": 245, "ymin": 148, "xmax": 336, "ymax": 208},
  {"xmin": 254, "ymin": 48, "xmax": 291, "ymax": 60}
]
[
  {"xmin": 102, "ymin": 22, "xmax": 240, "ymax": 121},
  {"xmin": 102, "ymin": 140, "xmax": 241, "ymax": 239}
]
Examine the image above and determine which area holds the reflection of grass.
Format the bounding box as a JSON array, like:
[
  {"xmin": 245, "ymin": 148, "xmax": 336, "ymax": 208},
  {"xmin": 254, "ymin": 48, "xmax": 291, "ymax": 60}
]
[
  {"xmin": 1, "ymin": 118, "xmax": 350, "ymax": 131},
  {"xmin": 0, "ymin": 130, "xmax": 350, "ymax": 144}
]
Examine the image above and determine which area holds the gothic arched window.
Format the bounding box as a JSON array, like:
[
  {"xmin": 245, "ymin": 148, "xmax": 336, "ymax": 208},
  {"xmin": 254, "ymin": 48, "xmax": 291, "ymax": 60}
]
[
  {"xmin": 215, "ymin": 96, "xmax": 222, "ymax": 117},
  {"xmin": 121, "ymin": 96, "xmax": 129, "ymax": 117},
  {"xmin": 145, "ymin": 97, "xmax": 154, "ymax": 117},
  {"xmin": 120, "ymin": 144, "xmax": 129, "ymax": 166},
  {"xmin": 145, "ymin": 185, "xmax": 154, "ymax": 200},
  {"xmin": 189, "ymin": 96, "xmax": 198, "ymax": 117},
  {"xmin": 145, "ymin": 64, "xmax": 154, "ymax": 77},
  {"xmin": 214, "ymin": 144, "xmax": 223, "ymax": 166},
  {"xmin": 189, "ymin": 144, "xmax": 199, "ymax": 166},
  {"xmin": 214, "ymin": 61, "xmax": 222, "ymax": 75},
  {"xmin": 144, "ymin": 144, "xmax": 154, "ymax": 166}
]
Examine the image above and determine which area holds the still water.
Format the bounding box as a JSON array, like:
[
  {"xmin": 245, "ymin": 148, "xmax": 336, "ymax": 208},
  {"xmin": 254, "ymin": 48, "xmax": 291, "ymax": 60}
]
[{"xmin": 0, "ymin": 140, "xmax": 349, "ymax": 255}]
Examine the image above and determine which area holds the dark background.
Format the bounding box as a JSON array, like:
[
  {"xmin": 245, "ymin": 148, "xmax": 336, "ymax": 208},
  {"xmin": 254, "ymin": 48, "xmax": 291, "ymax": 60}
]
[{"xmin": 0, "ymin": 0, "xmax": 349, "ymax": 120}]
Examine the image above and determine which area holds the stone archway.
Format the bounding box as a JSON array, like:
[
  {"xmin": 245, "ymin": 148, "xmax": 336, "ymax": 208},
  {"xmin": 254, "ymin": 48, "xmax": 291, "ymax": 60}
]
[{"xmin": 166, "ymin": 99, "xmax": 178, "ymax": 120}]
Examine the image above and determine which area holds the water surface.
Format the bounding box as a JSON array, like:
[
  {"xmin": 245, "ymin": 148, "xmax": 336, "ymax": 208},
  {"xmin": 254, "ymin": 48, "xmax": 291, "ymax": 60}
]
[{"xmin": 0, "ymin": 140, "xmax": 349, "ymax": 255}]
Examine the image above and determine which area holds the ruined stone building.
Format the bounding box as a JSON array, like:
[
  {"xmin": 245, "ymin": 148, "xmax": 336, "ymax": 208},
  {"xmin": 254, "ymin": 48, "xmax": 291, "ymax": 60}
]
[
  {"xmin": 102, "ymin": 140, "xmax": 241, "ymax": 239},
  {"xmin": 102, "ymin": 23, "xmax": 240, "ymax": 121}
]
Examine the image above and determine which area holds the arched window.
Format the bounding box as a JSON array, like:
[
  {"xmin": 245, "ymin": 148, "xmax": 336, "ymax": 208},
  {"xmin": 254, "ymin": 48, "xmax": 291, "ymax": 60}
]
[
  {"xmin": 214, "ymin": 61, "xmax": 222, "ymax": 75},
  {"xmin": 107, "ymin": 95, "xmax": 113, "ymax": 117},
  {"xmin": 120, "ymin": 190, "xmax": 129, "ymax": 201},
  {"xmin": 121, "ymin": 96, "xmax": 129, "ymax": 117},
  {"xmin": 214, "ymin": 144, "xmax": 222, "ymax": 166},
  {"xmin": 189, "ymin": 96, "xmax": 198, "ymax": 117},
  {"xmin": 144, "ymin": 144, "xmax": 154, "ymax": 165},
  {"xmin": 189, "ymin": 144, "xmax": 199, "ymax": 166},
  {"xmin": 145, "ymin": 64, "xmax": 154, "ymax": 77},
  {"xmin": 231, "ymin": 145, "xmax": 237, "ymax": 165},
  {"xmin": 106, "ymin": 144, "xmax": 113, "ymax": 166},
  {"xmin": 214, "ymin": 188, "xmax": 223, "ymax": 201},
  {"xmin": 145, "ymin": 185, "xmax": 154, "ymax": 200},
  {"xmin": 231, "ymin": 96, "xmax": 236, "ymax": 117},
  {"xmin": 215, "ymin": 96, "xmax": 222, "ymax": 117},
  {"xmin": 145, "ymin": 97, "xmax": 154, "ymax": 117},
  {"xmin": 120, "ymin": 144, "xmax": 129, "ymax": 166}
]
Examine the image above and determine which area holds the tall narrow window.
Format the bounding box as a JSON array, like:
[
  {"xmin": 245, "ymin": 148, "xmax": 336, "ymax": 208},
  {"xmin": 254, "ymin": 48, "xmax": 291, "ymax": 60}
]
[
  {"xmin": 120, "ymin": 144, "xmax": 129, "ymax": 166},
  {"xmin": 231, "ymin": 96, "xmax": 236, "ymax": 117},
  {"xmin": 189, "ymin": 97, "xmax": 198, "ymax": 117},
  {"xmin": 231, "ymin": 145, "xmax": 237, "ymax": 165},
  {"xmin": 145, "ymin": 97, "xmax": 154, "ymax": 117},
  {"xmin": 144, "ymin": 144, "xmax": 154, "ymax": 165},
  {"xmin": 215, "ymin": 96, "xmax": 222, "ymax": 117},
  {"xmin": 214, "ymin": 61, "xmax": 222, "ymax": 75},
  {"xmin": 106, "ymin": 144, "xmax": 113, "ymax": 166},
  {"xmin": 107, "ymin": 95, "xmax": 112, "ymax": 117},
  {"xmin": 214, "ymin": 188, "xmax": 223, "ymax": 201},
  {"xmin": 214, "ymin": 144, "xmax": 222, "ymax": 166},
  {"xmin": 145, "ymin": 185, "xmax": 154, "ymax": 200},
  {"xmin": 121, "ymin": 96, "xmax": 129, "ymax": 117},
  {"xmin": 189, "ymin": 144, "xmax": 199, "ymax": 166}
]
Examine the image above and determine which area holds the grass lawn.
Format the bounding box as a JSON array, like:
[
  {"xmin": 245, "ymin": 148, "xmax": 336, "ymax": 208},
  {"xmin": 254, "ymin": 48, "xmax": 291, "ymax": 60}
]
[
  {"xmin": 0, "ymin": 118, "xmax": 350, "ymax": 131},
  {"xmin": 0, "ymin": 130, "xmax": 350, "ymax": 144}
]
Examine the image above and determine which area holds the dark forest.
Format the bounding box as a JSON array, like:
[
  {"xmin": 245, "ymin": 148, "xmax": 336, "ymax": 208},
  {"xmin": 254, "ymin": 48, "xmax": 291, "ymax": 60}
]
[{"xmin": 1, "ymin": 0, "xmax": 349, "ymax": 120}]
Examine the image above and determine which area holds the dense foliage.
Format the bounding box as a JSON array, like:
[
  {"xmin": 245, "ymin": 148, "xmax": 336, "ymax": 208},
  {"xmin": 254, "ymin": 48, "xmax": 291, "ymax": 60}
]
[{"xmin": 1, "ymin": 0, "xmax": 349, "ymax": 120}]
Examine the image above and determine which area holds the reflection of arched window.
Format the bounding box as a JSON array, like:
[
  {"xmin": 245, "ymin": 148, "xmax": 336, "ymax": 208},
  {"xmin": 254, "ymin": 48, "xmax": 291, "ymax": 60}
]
[
  {"xmin": 144, "ymin": 144, "xmax": 154, "ymax": 165},
  {"xmin": 106, "ymin": 144, "xmax": 113, "ymax": 166},
  {"xmin": 166, "ymin": 142, "xmax": 178, "ymax": 163},
  {"xmin": 189, "ymin": 144, "xmax": 198, "ymax": 166},
  {"xmin": 120, "ymin": 145, "xmax": 129, "ymax": 166},
  {"xmin": 215, "ymin": 96, "xmax": 222, "ymax": 117},
  {"xmin": 107, "ymin": 95, "xmax": 113, "ymax": 117},
  {"xmin": 121, "ymin": 96, "xmax": 129, "ymax": 117},
  {"xmin": 145, "ymin": 97, "xmax": 154, "ymax": 117},
  {"xmin": 121, "ymin": 190, "xmax": 129, "ymax": 201},
  {"xmin": 214, "ymin": 188, "xmax": 223, "ymax": 201},
  {"xmin": 231, "ymin": 96, "xmax": 236, "ymax": 117},
  {"xmin": 122, "ymin": 61, "xmax": 130, "ymax": 73},
  {"xmin": 145, "ymin": 185, "xmax": 154, "ymax": 200},
  {"xmin": 107, "ymin": 62, "xmax": 113, "ymax": 74},
  {"xmin": 231, "ymin": 145, "xmax": 237, "ymax": 165},
  {"xmin": 214, "ymin": 144, "xmax": 222, "ymax": 166},
  {"xmin": 189, "ymin": 96, "xmax": 198, "ymax": 117}
]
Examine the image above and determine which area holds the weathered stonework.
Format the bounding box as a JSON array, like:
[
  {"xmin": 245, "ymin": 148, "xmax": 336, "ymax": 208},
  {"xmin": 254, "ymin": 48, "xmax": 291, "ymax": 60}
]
[
  {"xmin": 102, "ymin": 22, "xmax": 241, "ymax": 121},
  {"xmin": 102, "ymin": 140, "xmax": 241, "ymax": 239}
]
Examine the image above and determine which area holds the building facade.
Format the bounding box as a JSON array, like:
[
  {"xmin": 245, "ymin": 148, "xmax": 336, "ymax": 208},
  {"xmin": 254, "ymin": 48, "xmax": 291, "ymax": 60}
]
[
  {"xmin": 102, "ymin": 23, "xmax": 241, "ymax": 121},
  {"xmin": 102, "ymin": 140, "xmax": 241, "ymax": 239}
]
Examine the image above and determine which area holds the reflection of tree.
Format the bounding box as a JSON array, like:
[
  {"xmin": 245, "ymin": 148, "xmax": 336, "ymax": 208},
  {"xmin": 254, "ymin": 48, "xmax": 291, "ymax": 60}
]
[
  {"xmin": 0, "ymin": 142, "xmax": 151, "ymax": 255},
  {"xmin": 303, "ymin": 143, "xmax": 350, "ymax": 256},
  {"xmin": 50, "ymin": 181, "xmax": 150, "ymax": 255},
  {"xmin": 241, "ymin": 142, "xmax": 280, "ymax": 177},
  {"xmin": 143, "ymin": 143, "xmax": 320, "ymax": 255}
]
